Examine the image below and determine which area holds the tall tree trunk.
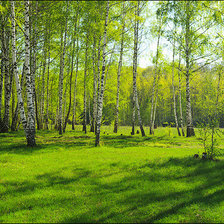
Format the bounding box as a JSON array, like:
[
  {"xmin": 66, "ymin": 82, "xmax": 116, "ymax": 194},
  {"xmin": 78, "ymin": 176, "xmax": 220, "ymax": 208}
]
[
  {"xmin": 1, "ymin": 19, "xmax": 11, "ymax": 133},
  {"xmin": 90, "ymin": 35, "xmax": 97, "ymax": 132},
  {"xmin": 83, "ymin": 38, "xmax": 88, "ymax": 134},
  {"xmin": 11, "ymin": 63, "xmax": 25, "ymax": 131},
  {"xmin": 0, "ymin": 20, "xmax": 4, "ymax": 126},
  {"xmin": 132, "ymin": 1, "xmax": 145, "ymax": 137},
  {"xmin": 45, "ymin": 27, "xmax": 50, "ymax": 130},
  {"xmin": 72, "ymin": 35, "xmax": 79, "ymax": 130},
  {"xmin": 54, "ymin": 105, "xmax": 58, "ymax": 130},
  {"xmin": 104, "ymin": 44, "xmax": 115, "ymax": 87},
  {"xmin": 24, "ymin": 0, "xmax": 36, "ymax": 146},
  {"xmin": 58, "ymin": 2, "xmax": 68, "ymax": 135},
  {"xmin": 88, "ymin": 94, "xmax": 91, "ymax": 125},
  {"xmin": 63, "ymin": 82, "xmax": 67, "ymax": 129},
  {"xmin": 114, "ymin": 2, "xmax": 125, "ymax": 133},
  {"xmin": 185, "ymin": 1, "xmax": 195, "ymax": 137},
  {"xmin": 150, "ymin": 14, "xmax": 162, "ymax": 135},
  {"xmin": 64, "ymin": 11, "xmax": 78, "ymax": 133},
  {"xmin": 31, "ymin": 1, "xmax": 40, "ymax": 130},
  {"xmin": 178, "ymin": 52, "xmax": 185, "ymax": 136},
  {"xmin": 152, "ymin": 78, "xmax": 159, "ymax": 131},
  {"xmin": 215, "ymin": 68, "xmax": 222, "ymax": 125},
  {"xmin": 95, "ymin": 0, "xmax": 109, "ymax": 146},
  {"xmin": 11, "ymin": 1, "xmax": 28, "ymax": 137},
  {"xmin": 95, "ymin": 36, "xmax": 101, "ymax": 134},
  {"xmin": 172, "ymin": 40, "xmax": 181, "ymax": 136},
  {"xmin": 40, "ymin": 32, "xmax": 47, "ymax": 129}
]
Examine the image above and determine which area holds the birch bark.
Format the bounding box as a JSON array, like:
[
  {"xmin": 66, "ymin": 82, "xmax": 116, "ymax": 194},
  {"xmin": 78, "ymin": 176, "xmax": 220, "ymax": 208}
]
[
  {"xmin": 64, "ymin": 10, "xmax": 78, "ymax": 132},
  {"xmin": 90, "ymin": 35, "xmax": 97, "ymax": 132},
  {"xmin": 24, "ymin": 0, "xmax": 36, "ymax": 146},
  {"xmin": 72, "ymin": 35, "xmax": 79, "ymax": 130},
  {"xmin": 45, "ymin": 26, "xmax": 51, "ymax": 130},
  {"xmin": 11, "ymin": 1, "xmax": 28, "ymax": 137},
  {"xmin": 95, "ymin": 36, "xmax": 102, "ymax": 134},
  {"xmin": 83, "ymin": 37, "xmax": 88, "ymax": 134},
  {"xmin": 58, "ymin": 2, "xmax": 68, "ymax": 135},
  {"xmin": 95, "ymin": 1, "xmax": 109, "ymax": 146},
  {"xmin": 150, "ymin": 14, "xmax": 162, "ymax": 135},
  {"xmin": 185, "ymin": 1, "xmax": 195, "ymax": 137},
  {"xmin": 172, "ymin": 40, "xmax": 181, "ymax": 136},
  {"xmin": 178, "ymin": 53, "xmax": 185, "ymax": 136},
  {"xmin": 1, "ymin": 19, "xmax": 11, "ymax": 133},
  {"xmin": 132, "ymin": 1, "xmax": 145, "ymax": 137},
  {"xmin": 114, "ymin": 2, "xmax": 126, "ymax": 133}
]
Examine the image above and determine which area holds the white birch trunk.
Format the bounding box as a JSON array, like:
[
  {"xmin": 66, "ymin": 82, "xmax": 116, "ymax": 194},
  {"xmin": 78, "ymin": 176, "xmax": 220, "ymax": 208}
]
[
  {"xmin": 95, "ymin": 1, "xmax": 109, "ymax": 146},
  {"xmin": 24, "ymin": 0, "xmax": 36, "ymax": 146},
  {"xmin": 132, "ymin": 1, "xmax": 145, "ymax": 137},
  {"xmin": 83, "ymin": 38, "xmax": 88, "ymax": 134},
  {"xmin": 172, "ymin": 40, "xmax": 181, "ymax": 136},
  {"xmin": 114, "ymin": 7, "xmax": 125, "ymax": 133},
  {"xmin": 1, "ymin": 19, "xmax": 11, "ymax": 133},
  {"xmin": 95, "ymin": 36, "xmax": 102, "ymax": 134},
  {"xmin": 150, "ymin": 15, "xmax": 162, "ymax": 135},
  {"xmin": 58, "ymin": 2, "xmax": 68, "ymax": 135},
  {"xmin": 185, "ymin": 1, "xmax": 195, "ymax": 137},
  {"xmin": 11, "ymin": 1, "xmax": 28, "ymax": 135},
  {"xmin": 72, "ymin": 36, "xmax": 79, "ymax": 130},
  {"xmin": 90, "ymin": 35, "xmax": 97, "ymax": 132},
  {"xmin": 178, "ymin": 52, "xmax": 185, "ymax": 136}
]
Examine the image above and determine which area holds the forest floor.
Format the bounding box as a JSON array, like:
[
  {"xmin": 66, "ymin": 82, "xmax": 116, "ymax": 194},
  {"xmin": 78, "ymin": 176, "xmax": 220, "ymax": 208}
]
[{"xmin": 0, "ymin": 125, "xmax": 224, "ymax": 223}]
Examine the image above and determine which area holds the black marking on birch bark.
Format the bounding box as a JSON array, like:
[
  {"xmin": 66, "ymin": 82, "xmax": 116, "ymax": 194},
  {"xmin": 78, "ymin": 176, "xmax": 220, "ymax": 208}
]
[
  {"xmin": 72, "ymin": 35, "xmax": 79, "ymax": 131},
  {"xmin": 95, "ymin": 0, "xmax": 109, "ymax": 146},
  {"xmin": 185, "ymin": 1, "xmax": 195, "ymax": 137},
  {"xmin": 132, "ymin": 1, "xmax": 145, "ymax": 137},
  {"xmin": 11, "ymin": 1, "xmax": 28, "ymax": 138},
  {"xmin": 58, "ymin": 1, "xmax": 69, "ymax": 135},
  {"xmin": 25, "ymin": 0, "xmax": 36, "ymax": 146},
  {"xmin": 91, "ymin": 34, "xmax": 97, "ymax": 132}
]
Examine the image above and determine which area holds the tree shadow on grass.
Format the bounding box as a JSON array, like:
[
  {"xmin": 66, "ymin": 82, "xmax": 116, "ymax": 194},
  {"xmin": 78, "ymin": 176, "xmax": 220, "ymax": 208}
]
[
  {"xmin": 0, "ymin": 136, "xmax": 94, "ymax": 155},
  {"xmin": 2, "ymin": 156, "xmax": 224, "ymax": 223},
  {"xmin": 61, "ymin": 157, "xmax": 224, "ymax": 223},
  {"xmin": 101, "ymin": 134, "xmax": 180, "ymax": 148}
]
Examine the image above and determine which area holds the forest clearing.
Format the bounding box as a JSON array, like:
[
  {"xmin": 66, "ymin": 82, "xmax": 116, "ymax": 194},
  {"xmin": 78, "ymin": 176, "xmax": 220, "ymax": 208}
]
[
  {"xmin": 1, "ymin": 0, "xmax": 224, "ymax": 223},
  {"xmin": 1, "ymin": 126, "xmax": 224, "ymax": 223}
]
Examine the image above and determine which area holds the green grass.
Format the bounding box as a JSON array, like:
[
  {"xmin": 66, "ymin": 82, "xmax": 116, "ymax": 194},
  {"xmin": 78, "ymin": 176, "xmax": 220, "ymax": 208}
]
[{"xmin": 0, "ymin": 125, "xmax": 224, "ymax": 223}]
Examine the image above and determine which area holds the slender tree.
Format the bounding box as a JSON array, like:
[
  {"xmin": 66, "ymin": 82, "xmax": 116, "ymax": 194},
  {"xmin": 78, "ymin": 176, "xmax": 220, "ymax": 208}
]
[
  {"xmin": 58, "ymin": 2, "xmax": 68, "ymax": 135},
  {"xmin": 132, "ymin": 1, "xmax": 145, "ymax": 137},
  {"xmin": 178, "ymin": 52, "xmax": 185, "ymax": 136},
  {"xmin": 114, "ymin": 2, "xmax": 126, "ymax": 133},
  {"xmin": 95, "ymin": 0, "xmax": 109, "ymax": 146},
  {"xmin": 172, "ymin": 37, "xmax": 181, "ymax": 136},
  {"xmin": 72, "ymin": 35, "xmax": 79, "ymax": 130},
  {"xmin": 64, "ymin": 6, "xmax": 79, "ymax": 132}
]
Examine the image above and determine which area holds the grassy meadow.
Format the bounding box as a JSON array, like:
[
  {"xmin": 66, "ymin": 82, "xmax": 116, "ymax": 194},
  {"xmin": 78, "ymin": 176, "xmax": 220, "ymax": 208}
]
[{"xmin": 0, "ymin": 125, "xmax": 224, "ymax": 223}]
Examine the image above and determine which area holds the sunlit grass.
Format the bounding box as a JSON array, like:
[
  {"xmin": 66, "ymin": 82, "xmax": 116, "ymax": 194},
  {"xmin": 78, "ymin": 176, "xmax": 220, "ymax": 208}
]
[{"xmin": 0, "ymin": 125, "xmax": 224, "ymax": 223}]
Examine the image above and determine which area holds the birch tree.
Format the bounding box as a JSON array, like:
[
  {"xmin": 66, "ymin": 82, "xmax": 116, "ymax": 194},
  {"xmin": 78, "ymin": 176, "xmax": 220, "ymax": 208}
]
[
  {"xmin": 131, "ymin": 1, "xmax": 145, "ymax": 137},
  {"xmin": 95, "ymin": 0, "xmax": 109, "ymax": 146},
  {"xmin": 24, "ymin": 0, "xmax": 36, "ymax": 146},
  {"xmin": 114, "ymin": 2, "xmax": 126, "ymax": 133},
  {"xmin": 58, "ymin": 2, "xmax": 68, "ymax": 135}
]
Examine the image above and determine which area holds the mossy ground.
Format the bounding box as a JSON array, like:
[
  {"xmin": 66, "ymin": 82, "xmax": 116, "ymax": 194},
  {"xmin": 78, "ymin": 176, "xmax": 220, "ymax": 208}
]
[{"xmin": 0, "ymin": 125, "xmax": 224, "ymax": 223}]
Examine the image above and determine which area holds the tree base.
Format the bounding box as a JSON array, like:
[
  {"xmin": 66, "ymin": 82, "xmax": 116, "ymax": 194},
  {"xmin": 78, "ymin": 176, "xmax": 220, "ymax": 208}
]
[
  {"xmin": 90, "ymin": 124, "xmax": 94, "ymax": 132},
  {"xmin": 187, "ymin": 125, "xmax": 195, "ymax": 137},
  {"xmin": 113, "ymin": 124, "xmax": 118, "ymax": 133},
  {"xmin": 149, "ymin": 126, "xmax": 154, "ymax": 135},
  {"xmin": 131, "ymin": 126, "xmax": 135, "ymax": 135},
  {"xmin": 140, "ymin": 125, "xmax": 145, "ymax": 137}
]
